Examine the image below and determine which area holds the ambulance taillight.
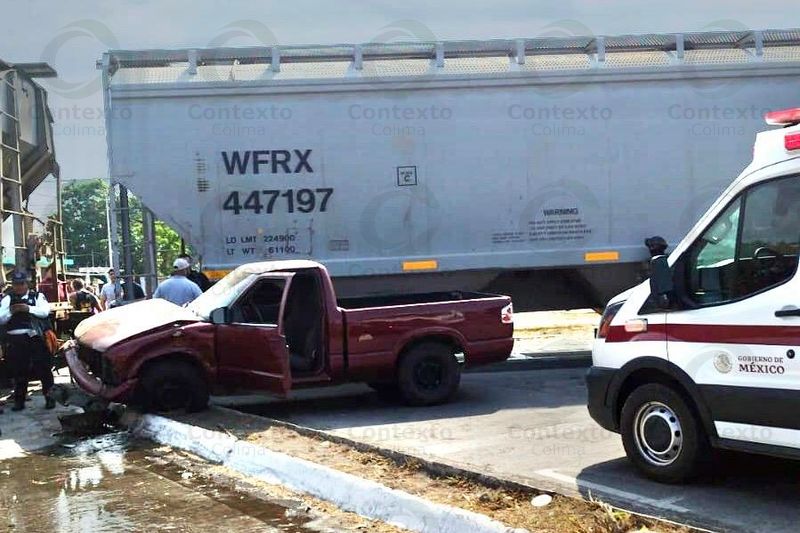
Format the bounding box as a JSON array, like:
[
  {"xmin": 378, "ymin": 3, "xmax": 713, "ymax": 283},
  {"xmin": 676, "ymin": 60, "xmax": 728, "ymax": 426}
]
[{"xmin": 786, "ymin": 133, "xmax": 800, "ymax": 151}]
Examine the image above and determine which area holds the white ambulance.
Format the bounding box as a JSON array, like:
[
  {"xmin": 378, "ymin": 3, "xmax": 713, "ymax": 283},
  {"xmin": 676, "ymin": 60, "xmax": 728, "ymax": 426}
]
[{"xmin": 588, "ymin": 108, "xmax": 800, "ymax": 483}]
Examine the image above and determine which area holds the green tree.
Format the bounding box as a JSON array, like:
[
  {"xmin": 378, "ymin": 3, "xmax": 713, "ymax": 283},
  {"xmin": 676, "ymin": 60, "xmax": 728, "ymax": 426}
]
[
  {"xmin": 61, "ymin": 179, "xmax": 186, "ymax": 277},
  {"xmin": 61, "ymin": 179, "xmax": 109, "ymax": 269}
]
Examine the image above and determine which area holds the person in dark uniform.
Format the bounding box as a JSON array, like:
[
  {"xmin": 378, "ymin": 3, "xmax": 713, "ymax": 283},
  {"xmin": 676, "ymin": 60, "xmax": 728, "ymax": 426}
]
[{"xmin": 0, "ymin": 271, "xmax": 54, "ymax": 411}]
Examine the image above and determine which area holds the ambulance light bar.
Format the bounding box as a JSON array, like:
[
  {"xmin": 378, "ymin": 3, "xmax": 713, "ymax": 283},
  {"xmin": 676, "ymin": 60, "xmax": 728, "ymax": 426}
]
[{"xmin": 765, "ymin": 108, "xmax": 800, "ymax": 126}]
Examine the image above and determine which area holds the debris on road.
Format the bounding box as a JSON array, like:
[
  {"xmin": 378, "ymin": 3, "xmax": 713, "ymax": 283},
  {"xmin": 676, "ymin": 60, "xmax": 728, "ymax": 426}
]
[{"xmin": 530, "ymin": 494, "xmax": 552, "ymax": 508}]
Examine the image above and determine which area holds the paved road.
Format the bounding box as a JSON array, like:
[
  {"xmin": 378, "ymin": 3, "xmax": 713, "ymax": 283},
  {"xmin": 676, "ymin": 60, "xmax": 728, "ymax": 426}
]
[{"xmin": 226, "ymin": 368, "xmax": 800, "ymax": 533}]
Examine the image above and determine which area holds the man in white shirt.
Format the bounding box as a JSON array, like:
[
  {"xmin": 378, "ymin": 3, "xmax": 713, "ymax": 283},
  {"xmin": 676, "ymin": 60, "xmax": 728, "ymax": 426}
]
[
  {"xmin": 153, "ymin": 258, "xmax": 202, "ymax": 306},
  {"xmin": 0, "ymin": 271, "xmax": 54, "ymax": 411},
  {"xmin": 100, "ymin": 268, "xmax": 122, "ymax": 310}
]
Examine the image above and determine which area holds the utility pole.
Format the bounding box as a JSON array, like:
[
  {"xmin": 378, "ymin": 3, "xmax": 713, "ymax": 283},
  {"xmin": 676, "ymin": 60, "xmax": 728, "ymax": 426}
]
[
  {"xmin": 142, "ymin": 206, "xmax": 158, "ymax": 297},
  {"xmin": 118, "ymin": 184, "xmax": 135, "ymax": 301}
]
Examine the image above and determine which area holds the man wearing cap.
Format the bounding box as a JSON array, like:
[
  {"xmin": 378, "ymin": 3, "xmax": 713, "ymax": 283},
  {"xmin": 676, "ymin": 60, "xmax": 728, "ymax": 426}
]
[
  {"xmin": 153, "ymin": 258, "xmax": 202, "ymax": 306},
  {"xmin": 0, "ymin": 271, "xmax": 54, "ymax": 411},
  {"xmin": 178, "ymin": 254, "xmax": 211, "ymax": 292}
]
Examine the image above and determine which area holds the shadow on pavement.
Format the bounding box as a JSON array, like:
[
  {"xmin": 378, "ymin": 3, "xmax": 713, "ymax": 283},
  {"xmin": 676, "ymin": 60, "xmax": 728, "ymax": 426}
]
[
  {"xmin": 575, "ymin": 450, "xmax": 800, "ymax": 532},
  {"xmin": 224, "ymin": 367, "xmax": 588, "ymax": 430}
]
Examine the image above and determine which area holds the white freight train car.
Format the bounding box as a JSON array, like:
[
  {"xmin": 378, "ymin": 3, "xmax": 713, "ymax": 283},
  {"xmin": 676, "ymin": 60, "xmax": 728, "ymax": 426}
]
[{"xmin": 100, "ymin": 29, "xmax": 800, "ymax": 309}]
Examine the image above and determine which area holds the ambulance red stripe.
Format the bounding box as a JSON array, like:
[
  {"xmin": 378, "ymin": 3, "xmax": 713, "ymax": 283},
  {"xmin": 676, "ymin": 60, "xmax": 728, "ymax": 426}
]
[{"xmin": 606, "ymin": 324, "xmax": 800, "ymax": 345}]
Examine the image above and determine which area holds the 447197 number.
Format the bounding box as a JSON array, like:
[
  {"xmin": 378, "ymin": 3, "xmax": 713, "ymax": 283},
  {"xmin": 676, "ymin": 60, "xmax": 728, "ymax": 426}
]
[{"xmin": 223, "ymin": 188, "xmax": 333, "ymax": 215}]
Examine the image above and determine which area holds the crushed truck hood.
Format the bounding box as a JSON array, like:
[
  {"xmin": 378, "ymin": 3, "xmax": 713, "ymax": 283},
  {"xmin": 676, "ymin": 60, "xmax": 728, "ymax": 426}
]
[{"xmin": 74, "ymin": 299, "xmax": 201, "ymax": 352}]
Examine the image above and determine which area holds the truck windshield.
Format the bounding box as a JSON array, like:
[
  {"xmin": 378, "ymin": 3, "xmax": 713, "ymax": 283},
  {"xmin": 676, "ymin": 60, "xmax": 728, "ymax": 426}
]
[{"xmin": 187, "ymin": 267, "xmax": 259, "ymax": 319}]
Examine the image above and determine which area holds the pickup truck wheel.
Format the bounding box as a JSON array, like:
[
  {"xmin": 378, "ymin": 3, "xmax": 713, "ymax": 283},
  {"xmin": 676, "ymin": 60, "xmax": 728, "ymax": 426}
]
[
  {"xmin": 138, "ymin": 360, "xmax": 209, "ymax": 413},
  {"xmin": 620, "ymin": 383, "xmax": 710, "ymax": 483},
  {"xmin": 397, "ymin": 342, "xmax": 460, "ymax": 406}
]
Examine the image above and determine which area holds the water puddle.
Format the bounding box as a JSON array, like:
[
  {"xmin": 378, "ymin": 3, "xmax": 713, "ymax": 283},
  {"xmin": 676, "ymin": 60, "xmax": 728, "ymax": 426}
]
[{"xmin": 0, "ymin": 432, "xmax": 312, "ymax": 532}]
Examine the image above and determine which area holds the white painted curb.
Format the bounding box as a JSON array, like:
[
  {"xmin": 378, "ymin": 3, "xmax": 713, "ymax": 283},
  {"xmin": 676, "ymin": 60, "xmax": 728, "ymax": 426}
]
[{"xmin": 131, "ymin": 414, "xmax": 527, "ymax": 533}]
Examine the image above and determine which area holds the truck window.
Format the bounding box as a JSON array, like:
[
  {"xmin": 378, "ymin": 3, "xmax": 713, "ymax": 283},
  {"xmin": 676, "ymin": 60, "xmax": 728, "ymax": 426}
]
[
  {"xmin": 230, "ymin": 278, "xmax": 286, "ymax": 325},
  {"xmin": 686, "ymin": 175, "xmax": 800, "ymax": 305}
]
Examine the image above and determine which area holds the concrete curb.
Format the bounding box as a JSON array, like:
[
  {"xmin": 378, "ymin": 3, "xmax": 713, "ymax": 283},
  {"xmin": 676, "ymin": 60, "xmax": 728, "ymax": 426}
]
[
  {"xmin": 470, "ymin": 352, "xmax": 591, "ymax": 373},
  {"xmin": 209, "ymin": 407, "xmax": 712, "ymax": 533},
  {"xmin": 125, "ymin": 412, "xmax": 526, "ymax": 533}
]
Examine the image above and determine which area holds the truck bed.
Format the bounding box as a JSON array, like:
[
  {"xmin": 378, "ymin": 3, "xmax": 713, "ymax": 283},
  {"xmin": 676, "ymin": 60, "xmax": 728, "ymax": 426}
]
[
  {"xmin": 337, "ymin": 291, "xmax": 496, "ymax": 310},
  {"xmin": 339, "ymin": 290, "xmax": 514, "ymax": 377}
]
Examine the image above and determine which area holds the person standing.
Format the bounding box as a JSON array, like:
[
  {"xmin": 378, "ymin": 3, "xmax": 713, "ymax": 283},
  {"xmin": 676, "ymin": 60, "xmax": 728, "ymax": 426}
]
[
  {"xmin": 0, "ymin": 271, "xmax": 54, "ymax": 411},
  {"xmin": 68, "ymin": 279, "xmax": 102, "ymax": 313},
  {"xmin": 153, "ymin": 258, "xmax": 202, "ymax": 306},
  {"xmin": 100, "ymin": 268, "xmax": 123, "ymax": 310},
  {"xmin": 179, "ymin": 254, "xmax": 211, "ymax": 292}
]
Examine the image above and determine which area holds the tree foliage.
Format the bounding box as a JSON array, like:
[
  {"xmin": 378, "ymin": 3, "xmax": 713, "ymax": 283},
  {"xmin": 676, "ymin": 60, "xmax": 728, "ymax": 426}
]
[
  {"xmin": 61, "ymin": 179, "xmax": 110, "ymax": 269},
  {"xmin": 61, "ymin": 179, "xmax": 185, "ymax": 277}
]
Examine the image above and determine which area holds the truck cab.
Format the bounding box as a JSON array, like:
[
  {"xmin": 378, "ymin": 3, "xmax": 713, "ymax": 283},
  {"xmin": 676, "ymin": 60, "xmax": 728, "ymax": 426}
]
[
  {"xmin": 65, "ymin": 260, "xmax": 514, "ymax": 411},
  {"xmin": 588, "ymin": 108, "xmax": 800, "ymax": 483}
]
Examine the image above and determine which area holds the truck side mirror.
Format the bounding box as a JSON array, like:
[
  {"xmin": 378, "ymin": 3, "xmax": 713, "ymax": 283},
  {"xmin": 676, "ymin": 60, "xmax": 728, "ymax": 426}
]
[
  {"xmin": 210, "ymin": 307, "xmax": 231, "ymax": 325},
  {"xmin": 649, "ymin": 255, "xmax": 674, "ymax": 309}
]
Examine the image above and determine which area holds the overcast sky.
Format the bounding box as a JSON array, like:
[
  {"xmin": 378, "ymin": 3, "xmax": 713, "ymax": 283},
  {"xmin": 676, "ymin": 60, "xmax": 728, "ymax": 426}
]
[{"xmin": 3, "ymin": 0, "xmax": 799, "ymax": 182}]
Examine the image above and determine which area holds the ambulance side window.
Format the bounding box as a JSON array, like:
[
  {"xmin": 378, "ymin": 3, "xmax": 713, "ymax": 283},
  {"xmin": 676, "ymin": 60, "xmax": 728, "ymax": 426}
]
[{"xmin": 686, "ymin": 176, "xmax": 800, "ymax": 305}]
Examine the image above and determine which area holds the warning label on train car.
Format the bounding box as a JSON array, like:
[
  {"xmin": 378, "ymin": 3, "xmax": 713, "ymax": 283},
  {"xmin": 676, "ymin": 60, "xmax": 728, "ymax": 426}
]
[
  {"xmin": 505, "ymin": 180, "xmax": 600, "ymax": 248},
  {"xmin": 528, "ymin": 207, "xmax": 592, "ymax": 243}
]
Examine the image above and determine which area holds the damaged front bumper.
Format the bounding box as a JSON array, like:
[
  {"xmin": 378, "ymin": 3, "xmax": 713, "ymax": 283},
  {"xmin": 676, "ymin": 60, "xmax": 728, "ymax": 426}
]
[{"xmin": 64, "ymin": 340, "xmax": 138, "ymax": 403}]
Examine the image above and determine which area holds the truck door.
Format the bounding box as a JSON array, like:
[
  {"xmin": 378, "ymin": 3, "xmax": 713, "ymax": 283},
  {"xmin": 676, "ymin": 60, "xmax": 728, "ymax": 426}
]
[
  {"xmin": 668, "ymin": 174, "xmax": 800, "ymax": 447},
  {"xmin": 216, "ymin": 273, "xmax": 294, "ymax": 396}
]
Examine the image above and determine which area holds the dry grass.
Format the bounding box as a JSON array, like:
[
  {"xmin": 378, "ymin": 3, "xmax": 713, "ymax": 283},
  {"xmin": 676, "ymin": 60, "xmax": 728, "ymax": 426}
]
[{"xmin": 176, "ymin": 409, "xmax": 692, "ymax": 533}]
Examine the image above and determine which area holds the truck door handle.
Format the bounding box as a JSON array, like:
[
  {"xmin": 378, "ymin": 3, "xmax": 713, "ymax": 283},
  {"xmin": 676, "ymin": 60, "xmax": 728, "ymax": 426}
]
[{"xmin": 775, "ymin": 306, "xmax": 800, "ymax": 317}]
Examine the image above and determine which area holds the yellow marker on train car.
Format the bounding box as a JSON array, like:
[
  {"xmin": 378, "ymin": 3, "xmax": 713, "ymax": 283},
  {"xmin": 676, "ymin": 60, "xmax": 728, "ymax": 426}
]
[
  {"xmin": 402, "ymin": 259, "xmax": 439, "ymax": 272},
  {"xmin": 584, "ymin": 251, "xmax": 620, "ymax": 262}
]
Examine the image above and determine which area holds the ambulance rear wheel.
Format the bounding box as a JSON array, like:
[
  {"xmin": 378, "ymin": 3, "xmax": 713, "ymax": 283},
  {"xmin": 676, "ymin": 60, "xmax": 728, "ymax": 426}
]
[{"xmin": 620, "ymin": 383, "xmax": 710, "ymax": 483}]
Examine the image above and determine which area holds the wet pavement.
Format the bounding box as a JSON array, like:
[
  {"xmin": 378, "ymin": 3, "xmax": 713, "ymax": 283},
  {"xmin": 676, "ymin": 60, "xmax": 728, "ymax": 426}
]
[{"xmin": 1, "ymin": 432, "xmax": 314, "ymax": 532}]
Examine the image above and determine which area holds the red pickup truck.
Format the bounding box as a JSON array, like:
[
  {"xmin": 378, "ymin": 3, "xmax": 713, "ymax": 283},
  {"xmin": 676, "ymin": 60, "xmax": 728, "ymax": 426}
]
[{"xmin": 64, "ymin": 260, "xmax": 514, "ymax": 412}]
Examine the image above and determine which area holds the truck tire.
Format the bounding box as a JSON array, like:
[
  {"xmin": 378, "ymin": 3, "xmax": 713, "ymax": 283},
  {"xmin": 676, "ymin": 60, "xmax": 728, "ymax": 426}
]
[
  {"xmin": 138, "ymin": 359, "xmax": 209, "ymax": 413},
  {"xmin": 397, "ymin": 342, "xmax": 460, "ymax": 406},
  {"xmin": 620, "ymin": 383, "xmax": 711, "ymax": 483}
]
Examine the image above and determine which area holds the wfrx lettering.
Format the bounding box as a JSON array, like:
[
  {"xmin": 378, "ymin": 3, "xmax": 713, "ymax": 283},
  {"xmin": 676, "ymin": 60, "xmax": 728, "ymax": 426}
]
[{"xmin": 221, "ymin": 149, "xmax": 313, "ymax": 175}]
